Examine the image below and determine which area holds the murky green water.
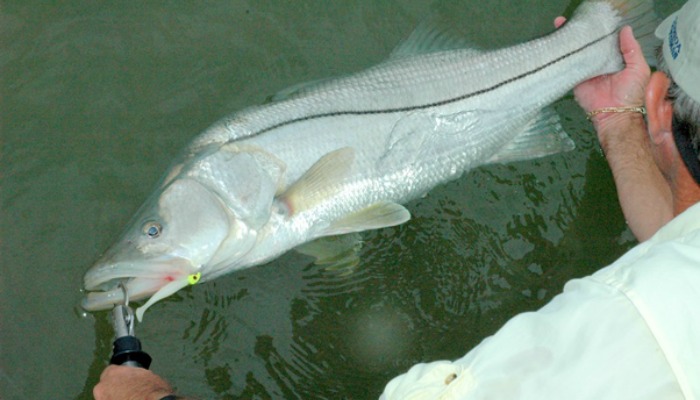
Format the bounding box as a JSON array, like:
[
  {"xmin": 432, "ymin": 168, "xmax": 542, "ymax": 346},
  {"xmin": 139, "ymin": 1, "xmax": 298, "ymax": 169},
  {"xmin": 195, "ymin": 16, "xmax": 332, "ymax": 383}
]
[{"xmin": 1, "ymin": 0, "xmax": 683, "ymax": 398}]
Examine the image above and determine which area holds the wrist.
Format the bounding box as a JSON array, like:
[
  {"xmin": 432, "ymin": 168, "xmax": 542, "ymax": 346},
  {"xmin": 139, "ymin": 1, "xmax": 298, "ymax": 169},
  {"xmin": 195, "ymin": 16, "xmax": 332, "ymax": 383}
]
[
  {"xmin": 586, "ymin": 106, "xmax": 646, "ymax": 122},
  {"xmin": 587, "ymin": 105, "xmax": 645, "ymax": 126},
  {"xmin": 592, "ymin": 112, "xmax": 647, "ymax": 151}
]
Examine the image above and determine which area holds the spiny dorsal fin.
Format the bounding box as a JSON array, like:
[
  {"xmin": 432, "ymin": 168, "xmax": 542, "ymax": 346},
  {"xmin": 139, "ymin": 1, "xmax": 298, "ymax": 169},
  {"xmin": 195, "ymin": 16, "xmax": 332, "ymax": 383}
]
[{"xmin": 266, "ymin": 77, "xmax": 334, "ymax": 103}]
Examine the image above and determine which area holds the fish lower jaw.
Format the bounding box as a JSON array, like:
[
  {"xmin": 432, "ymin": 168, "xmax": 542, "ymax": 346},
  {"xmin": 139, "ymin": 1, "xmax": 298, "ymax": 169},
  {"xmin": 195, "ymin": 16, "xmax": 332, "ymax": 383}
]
[{"xmin": 81, "ymin": 276, "xmax": 185, "ymax": 311}]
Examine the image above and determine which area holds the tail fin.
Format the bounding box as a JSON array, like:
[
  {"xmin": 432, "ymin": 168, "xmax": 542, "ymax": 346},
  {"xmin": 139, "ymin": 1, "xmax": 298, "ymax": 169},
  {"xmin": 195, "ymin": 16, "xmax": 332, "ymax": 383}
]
[{"xmin": 585, "ymin": 0, "xmax": 661, "ymax": 66}]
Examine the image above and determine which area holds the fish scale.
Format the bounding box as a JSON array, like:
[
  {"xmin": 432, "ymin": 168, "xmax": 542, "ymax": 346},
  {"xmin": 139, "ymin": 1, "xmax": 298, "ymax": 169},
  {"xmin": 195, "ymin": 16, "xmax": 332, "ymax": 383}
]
[{"xmin": 81, "ymin": 0, "xmax": 660, "ymax": 319}]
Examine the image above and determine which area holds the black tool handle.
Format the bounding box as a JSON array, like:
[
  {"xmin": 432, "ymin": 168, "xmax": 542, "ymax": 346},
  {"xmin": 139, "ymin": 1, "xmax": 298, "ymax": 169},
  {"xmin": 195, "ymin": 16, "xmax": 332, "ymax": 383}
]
[{"xmin": 110, "ymin": 335, "xmax": 153, "ymax": 369}]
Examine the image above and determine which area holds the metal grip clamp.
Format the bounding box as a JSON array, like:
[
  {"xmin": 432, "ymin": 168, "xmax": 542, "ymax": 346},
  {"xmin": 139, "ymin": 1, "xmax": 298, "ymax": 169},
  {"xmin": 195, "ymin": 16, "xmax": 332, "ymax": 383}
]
[{"xmin": 109, "ymin": 284, "xmax": 152, "ymax": 369}]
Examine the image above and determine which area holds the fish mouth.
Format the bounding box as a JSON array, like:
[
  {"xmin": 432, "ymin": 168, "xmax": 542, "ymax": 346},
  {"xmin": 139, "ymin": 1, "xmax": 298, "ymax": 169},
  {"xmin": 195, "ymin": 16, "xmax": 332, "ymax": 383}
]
[{"xmin": 81, "ymin": 256, "xmax": 198, "ymax": 313}]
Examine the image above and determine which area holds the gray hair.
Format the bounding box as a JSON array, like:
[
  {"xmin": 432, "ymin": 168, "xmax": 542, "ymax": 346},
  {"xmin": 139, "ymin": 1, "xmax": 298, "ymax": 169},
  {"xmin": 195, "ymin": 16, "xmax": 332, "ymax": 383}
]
[{"xmin": 656, "ymin": 47, "xmax": 700, "ymax": 151}]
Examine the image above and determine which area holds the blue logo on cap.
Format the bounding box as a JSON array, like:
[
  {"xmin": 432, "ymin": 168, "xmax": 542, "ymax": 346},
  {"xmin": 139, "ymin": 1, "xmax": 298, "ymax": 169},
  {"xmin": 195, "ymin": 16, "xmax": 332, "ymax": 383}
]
[{"xmin": 669, "ymin": 17, "xmax": 682, "ymax": 60}]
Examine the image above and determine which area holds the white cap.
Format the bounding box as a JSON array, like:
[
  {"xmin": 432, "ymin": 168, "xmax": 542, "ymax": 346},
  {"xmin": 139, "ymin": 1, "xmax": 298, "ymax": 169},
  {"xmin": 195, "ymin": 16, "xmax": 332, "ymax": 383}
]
[{"xmin": 655, "ymin": 0, "xmax": 700, "ymax": 103}]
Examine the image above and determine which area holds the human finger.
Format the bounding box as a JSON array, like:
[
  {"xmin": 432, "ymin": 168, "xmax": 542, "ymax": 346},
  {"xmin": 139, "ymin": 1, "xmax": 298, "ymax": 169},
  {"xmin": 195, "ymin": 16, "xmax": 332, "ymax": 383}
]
[
  {"xmin": 618, "ymin": 26, "xmax": 650, "ymax": 76},
  {"xmin": 554, "ymin": 16, "xmax": 566, "ymax": 29}
]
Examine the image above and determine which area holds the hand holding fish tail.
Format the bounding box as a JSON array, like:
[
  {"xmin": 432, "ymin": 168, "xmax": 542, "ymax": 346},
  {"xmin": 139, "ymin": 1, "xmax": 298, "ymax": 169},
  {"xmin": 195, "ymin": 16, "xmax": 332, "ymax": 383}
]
[
  {"xmin": 555, "ymin": 18, "xmax": 651, "ymax": 139},
  {"xmin": 574, "ymin": 26, "xmax": 651, "ymax": 129},
  {"xmin": 555, "ymin": 16, "xmax": 671, "ymax": 241},
  {"xmin": 556, "ymin": 17, "xmax": 651, "ymax": 128}
]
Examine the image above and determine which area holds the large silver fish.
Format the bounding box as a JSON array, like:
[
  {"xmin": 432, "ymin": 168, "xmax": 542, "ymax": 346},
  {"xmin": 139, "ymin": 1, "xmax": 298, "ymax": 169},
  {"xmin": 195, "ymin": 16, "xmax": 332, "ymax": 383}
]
[{"xmin": 82, "ymin": 0, "xmax": 658, "ymax": 320}]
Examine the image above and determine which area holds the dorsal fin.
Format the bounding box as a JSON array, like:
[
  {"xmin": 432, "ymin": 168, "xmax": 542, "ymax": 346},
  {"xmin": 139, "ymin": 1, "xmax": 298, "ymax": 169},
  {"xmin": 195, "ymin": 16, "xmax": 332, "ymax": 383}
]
[
  {"xmin": 390, "ymin": 13, "xmax": 483, "ymax": 58},
  {"xmin": 267, "ymin": 77, "xmax": 334, "ymax": 103}
]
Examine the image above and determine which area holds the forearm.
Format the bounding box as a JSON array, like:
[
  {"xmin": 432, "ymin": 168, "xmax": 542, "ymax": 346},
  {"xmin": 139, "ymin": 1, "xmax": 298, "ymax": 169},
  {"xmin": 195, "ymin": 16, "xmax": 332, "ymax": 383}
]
[{"xmin": 594, "ymin": 113, "xmax": 673, "ymax": 241}]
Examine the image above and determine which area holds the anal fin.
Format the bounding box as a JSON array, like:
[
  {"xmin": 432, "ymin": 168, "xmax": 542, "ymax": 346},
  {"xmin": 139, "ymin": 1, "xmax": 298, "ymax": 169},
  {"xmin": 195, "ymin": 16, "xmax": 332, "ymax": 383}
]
[{"xmin": 486, "ymin": 106, "xmax": 575, "ymax": 164}]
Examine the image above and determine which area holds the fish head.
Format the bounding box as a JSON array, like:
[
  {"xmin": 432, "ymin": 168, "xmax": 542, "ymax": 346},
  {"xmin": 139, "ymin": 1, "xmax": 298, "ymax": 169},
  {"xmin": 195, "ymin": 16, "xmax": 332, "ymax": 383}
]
[
  {"xmin": 81, "ymin": 176, "xmax": 238, "ymax": 316},
  {"xmin": 82, "ymin": 144, "xmax": 285, "ymax": 319}
]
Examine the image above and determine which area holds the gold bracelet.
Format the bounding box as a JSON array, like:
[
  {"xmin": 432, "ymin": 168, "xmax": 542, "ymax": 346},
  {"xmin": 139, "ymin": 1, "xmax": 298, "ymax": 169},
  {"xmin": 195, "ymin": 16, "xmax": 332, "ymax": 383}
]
[{"xmin": 586, "ymin": 106, "xmax": 647, "ymax": 120}]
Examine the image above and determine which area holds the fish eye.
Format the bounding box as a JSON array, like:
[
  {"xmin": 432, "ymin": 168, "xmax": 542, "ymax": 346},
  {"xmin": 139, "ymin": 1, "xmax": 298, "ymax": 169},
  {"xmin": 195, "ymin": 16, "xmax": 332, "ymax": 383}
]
[{"xmin": 143, "ymin": 221, "xmax": 162, "ymax": 238}]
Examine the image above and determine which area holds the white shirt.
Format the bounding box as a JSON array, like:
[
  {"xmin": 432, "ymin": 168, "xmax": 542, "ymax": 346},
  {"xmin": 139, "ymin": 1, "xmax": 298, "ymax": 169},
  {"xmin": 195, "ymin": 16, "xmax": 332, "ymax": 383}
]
[{"xmin": 381, "ymin": 203, "xmax": 700, "ymax": 400}]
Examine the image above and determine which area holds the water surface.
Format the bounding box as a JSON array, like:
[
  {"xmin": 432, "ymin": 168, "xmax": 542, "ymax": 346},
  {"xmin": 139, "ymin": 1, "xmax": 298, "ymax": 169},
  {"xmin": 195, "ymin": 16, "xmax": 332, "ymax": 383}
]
[{"xmin": 0, "ymin": 0, "xmax": 682, "ymax": 398}]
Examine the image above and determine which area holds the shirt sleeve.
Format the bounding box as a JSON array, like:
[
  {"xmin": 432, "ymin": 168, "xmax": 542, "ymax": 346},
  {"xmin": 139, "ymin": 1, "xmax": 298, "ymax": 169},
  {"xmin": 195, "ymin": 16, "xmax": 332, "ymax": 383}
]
[{"xmin": 380, "ymin": 268, "xmax": 683, "ymax": 400}]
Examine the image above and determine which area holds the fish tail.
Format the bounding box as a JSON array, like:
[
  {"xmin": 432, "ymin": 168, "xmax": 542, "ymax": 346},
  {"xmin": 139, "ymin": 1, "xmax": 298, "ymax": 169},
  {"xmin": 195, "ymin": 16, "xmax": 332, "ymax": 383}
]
[
  {"xmin": 605, "ymin": 0, "xmax": 660, "ymax": 64},
  {"xmin": 576, "ymin": 0, "xmax": 661, "ymax": 65}
]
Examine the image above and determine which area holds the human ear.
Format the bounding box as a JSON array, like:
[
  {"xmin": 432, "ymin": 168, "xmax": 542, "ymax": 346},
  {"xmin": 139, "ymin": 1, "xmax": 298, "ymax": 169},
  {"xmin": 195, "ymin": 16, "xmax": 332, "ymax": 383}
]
[{"xmin": 646, "ymin": 71, "xmax": 674, "ymax": 146}]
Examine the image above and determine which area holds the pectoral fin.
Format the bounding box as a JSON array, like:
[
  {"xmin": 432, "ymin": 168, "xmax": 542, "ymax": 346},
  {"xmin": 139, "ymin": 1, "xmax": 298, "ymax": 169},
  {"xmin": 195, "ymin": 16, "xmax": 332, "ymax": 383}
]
[{"xmin": 279, "ymin": 147, "xmax": 355, "ymax": 215}]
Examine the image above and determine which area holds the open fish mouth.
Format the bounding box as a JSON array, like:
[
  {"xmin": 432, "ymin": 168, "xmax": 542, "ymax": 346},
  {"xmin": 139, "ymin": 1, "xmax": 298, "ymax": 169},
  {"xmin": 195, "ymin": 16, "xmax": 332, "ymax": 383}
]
[{"xmin": 81, "ymin": 257, "xmax": 200, "ymax": 320}]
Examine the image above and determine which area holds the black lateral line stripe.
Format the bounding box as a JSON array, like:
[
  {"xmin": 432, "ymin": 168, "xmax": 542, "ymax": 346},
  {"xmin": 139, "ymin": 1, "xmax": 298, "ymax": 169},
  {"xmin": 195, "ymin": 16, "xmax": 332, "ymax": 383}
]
[{"xmin": 249, "ymin": 31, "xmax": 614, "ymax": 137}]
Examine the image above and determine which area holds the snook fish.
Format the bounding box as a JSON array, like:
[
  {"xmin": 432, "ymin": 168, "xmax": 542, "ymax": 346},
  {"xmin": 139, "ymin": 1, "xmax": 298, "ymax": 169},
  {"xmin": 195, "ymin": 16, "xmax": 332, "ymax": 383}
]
[{"xmin": 82, "ymin": 0, "xmax": 658, "ymax": 320}]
